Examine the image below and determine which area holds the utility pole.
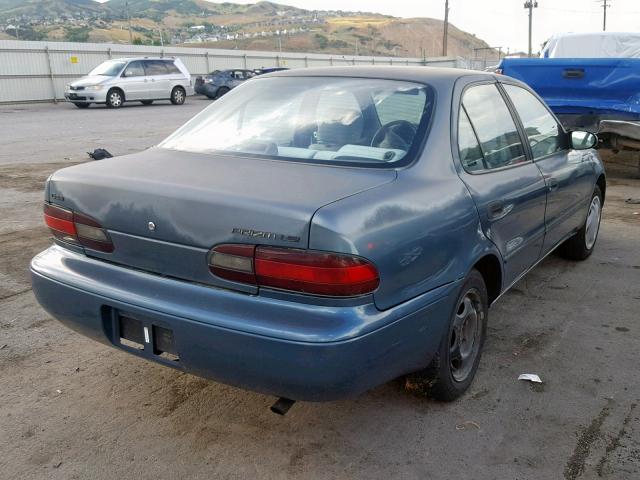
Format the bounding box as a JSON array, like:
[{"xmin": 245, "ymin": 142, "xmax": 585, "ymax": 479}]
[
  {"xmin": 125, "ymin": 0, "xmax": 133, "ymax": 44},
  {"xmin": 442, "ymin": 0, "xmax": 449, "ymax": 57},
  {"xmin": 524, "ymin": 1, "xmax": 538, "ymax": 57},
  {"xmin": 600, "ymin": 0, "xmax": 610, "ymax": 31}
]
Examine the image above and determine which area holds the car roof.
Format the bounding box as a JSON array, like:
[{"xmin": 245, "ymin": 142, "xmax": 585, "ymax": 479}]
[
  {"xmin": 113, "ymin": 57, "xmax": 176, "ymax": 62},
  {"xmin": 265, "ymin": 66, "xmax": 495, "ymax": 83}
]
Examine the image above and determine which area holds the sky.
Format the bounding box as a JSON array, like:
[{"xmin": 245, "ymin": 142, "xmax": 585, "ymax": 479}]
[{"xmin": 203, "ymin": 0, "xmax": 640, "ymax": 54}]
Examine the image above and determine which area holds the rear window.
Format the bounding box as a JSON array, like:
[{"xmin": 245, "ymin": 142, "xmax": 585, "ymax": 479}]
[{"xmin": 160, "ymin": 76, "xmax": 434, "ymax": 166}]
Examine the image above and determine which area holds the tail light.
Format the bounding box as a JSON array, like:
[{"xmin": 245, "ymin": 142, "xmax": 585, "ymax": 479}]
[
  {"xmin": 44, "ymin": 203, "xmax": 114, "ymax": 253},
  {"xmin": 209, "ymin": 244, "xmax": 379, "ymax": 297}
]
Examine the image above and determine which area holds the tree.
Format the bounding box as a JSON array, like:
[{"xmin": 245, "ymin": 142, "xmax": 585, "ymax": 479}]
[
  {"xmin": 132, "ymin": 37, "xmax": 143, "ymax": 45},
  {"xmin": 64, "ymin": 26, "xmax": 90, "ymax": 43}
]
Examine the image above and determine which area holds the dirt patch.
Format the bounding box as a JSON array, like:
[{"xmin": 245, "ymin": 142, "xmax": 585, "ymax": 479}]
[
  {"xmin": 564, "ymin": 402, "xmax": 612, "ymax": 480},
  {"xmin": 596, "ymin": 403, "xmax": 638, "ymax": 476},
  {"xmin": 0, "ymin": 227, "xmax": 51, "ymax": 297},
  {"xmin": 0, "ymin": 161, "xmax": 82, "ymax": 192}
]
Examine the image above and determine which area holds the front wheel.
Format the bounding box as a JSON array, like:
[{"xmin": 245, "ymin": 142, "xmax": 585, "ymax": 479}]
[
  {"xmin": 170, "ymin": 87, "xmax": 186, "ymax": 105},
  {"xmin": 558, "ymin": 185, "xmax": 603, "ymax": 260},
  {"xmin": 106, "ymin": 89, "xmax": 123, "ymax": 108},
  {"xmin": 405, "ymin": 269, "xmax": 488, "ymax": 401}
]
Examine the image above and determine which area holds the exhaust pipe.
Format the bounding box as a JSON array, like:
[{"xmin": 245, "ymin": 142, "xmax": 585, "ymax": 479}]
[{"xmin": 270, "ymin": 397, "xmax": 295, "ymax": 416}]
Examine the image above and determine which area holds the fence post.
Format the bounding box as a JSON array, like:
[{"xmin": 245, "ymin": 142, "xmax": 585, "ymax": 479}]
[
  {"xmin": 390, "ymin": 58, "xmax": 393, "ymax": 65},
  {"xmin": 276, "ymin": 55, "xmax": 281, "ymax": 67},
  {"xmin": 329, "ymin": 56, "xmax": 333, "ymax": 66},
  {"xmin": 243, "ymin": 53, "xmax": 247, "ymax": 69},
  {"xmin": 304, "ymin": 56, "xmax": 308, "ymax": 67},
  {"xmin": 372, "ymin": 57, "xmax": 375, "ymax": 65},
  {"xmin": 107, "ymin": 47, "xmax": 112, "ymax": 59},
  {"xmin": 160, "ymin": 49, "xmax": 164, "ymax": 58},
  {"xmin": 44, "ymin": 46, "xmax": 57, "ymax": 104},
  {"xmin": 205, "ymin": 51, "xmax": 210, "ymax": 73}
]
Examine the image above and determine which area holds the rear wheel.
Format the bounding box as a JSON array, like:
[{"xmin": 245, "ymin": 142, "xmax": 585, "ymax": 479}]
[
  {"xmin": 140, "ymin": 100, "xmax": 153, "ymax": 105},
  {"xmin": 215, "ymin": 86, "xmax": 230, "ymax": 99},
  {"xmin": 73, "ymin": 102, "xmax": 90, "ymax": 109},
  {"xmin": 106, "ymin": 89, "xmax": 124, "ymax": 108},
  {"xmin": 405, "ymin": 269, "xmax": 488, "ymax": 401},
  {"xmin": 558, "ymin": 185, "xmax": 603, "ymax": 260},
  {"xmin": 170, "ymin": 86, "xmax": 186, "ymax": 105}
]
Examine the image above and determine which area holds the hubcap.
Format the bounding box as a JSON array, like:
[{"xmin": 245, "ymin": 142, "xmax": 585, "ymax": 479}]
[
  {"xmin": 585, "ymin": 195, "xmax": 601, "ymax": 250},
  {"xmin": 174, "ymin": 90, "xmax": 184, "ymax": 102},
  {"xmin": 449, "ymin": 289, "xmax": 484, "ymax": 382},
  {"xmin": 110, "ymin": 92, "xmax": 121, "ymax": 107}
]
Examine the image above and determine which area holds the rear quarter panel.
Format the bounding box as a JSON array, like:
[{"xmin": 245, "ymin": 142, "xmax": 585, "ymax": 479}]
[{"xmin": 310, "ymin": 79, "xmax": 500, "ymax": 310}]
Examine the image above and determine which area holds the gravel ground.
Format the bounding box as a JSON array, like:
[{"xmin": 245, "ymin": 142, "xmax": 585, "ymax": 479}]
[{"xmin": 1, "ymin": 101, "xmax": 639, "ymax": 480}]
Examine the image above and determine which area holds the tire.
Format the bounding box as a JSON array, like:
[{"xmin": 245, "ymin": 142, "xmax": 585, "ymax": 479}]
[
  {"xmin": 558, "ymin": 185, "xmax": 603, "ymax": 261},
  {"xmin": 170, "ymin": 86, "xmax": 186, "ymax": 105},
  {"xmin": 106, "ymin": 89, "xmax": 124, "ymax": 108},
  {"xmin": 140, "ymin": 100, "xmax": 153, "ymax": 105},
  {"xmin": 405, "ymin": 269, "xmax": 488, "ymax": 401},
  {"xmin": 215, "ymin": 86, "xmax": 230, "ymax": 99},
  {"xmin": 73, "ymin": 102, "xmax": 90, "ymax": 109}
]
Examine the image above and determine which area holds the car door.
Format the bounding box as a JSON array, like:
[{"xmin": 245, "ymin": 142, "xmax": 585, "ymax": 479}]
[
  {"xmin": 455, "ymin": 82, "xmax": 548, "ymax": 287},
  {"xmin": 501, "ymin": 83, "xmax": 596, "ymax": 253},
  {"xmin": 120, "ymin": 60, "xmax": 148, "ymax": 101},
  {"xmin": 144, "ymin": 60, "xmax": 171, "ymax": 99}
]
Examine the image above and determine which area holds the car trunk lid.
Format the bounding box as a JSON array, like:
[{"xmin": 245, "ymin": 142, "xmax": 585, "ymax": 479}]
[{"xmin": 47, "ymin": 148, "xmax": 396, "ymax": 290}]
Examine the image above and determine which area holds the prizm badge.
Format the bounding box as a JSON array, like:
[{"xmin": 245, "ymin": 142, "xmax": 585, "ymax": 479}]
[{"xmin": 232, "ymin": 227, "xmax": 300, "ymax": 243}]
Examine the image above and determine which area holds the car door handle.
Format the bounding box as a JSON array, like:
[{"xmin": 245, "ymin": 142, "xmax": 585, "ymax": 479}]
[
  {"xmin": 562, "ymin": 68, "xmax": 585, "ymax": 79},
  {"xmin": 487, "ymin": 201, "xmax": 513, "ymax": 221},
  {"xmin": 547, "ymin": 177, "xmax": 559, "ymax": 192}
]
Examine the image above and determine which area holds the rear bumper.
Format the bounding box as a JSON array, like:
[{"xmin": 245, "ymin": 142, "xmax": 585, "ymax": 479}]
[
  {"xmin": 194, "ymin": 83, "xmax": 218, "ymax": 97},
  {"xmin": 30, "ymin": 245, "xmax": 457, "ymax": 401}
]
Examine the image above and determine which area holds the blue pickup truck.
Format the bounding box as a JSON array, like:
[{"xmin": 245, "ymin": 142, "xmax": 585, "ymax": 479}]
[{"xmin": 497, "ymin": 33, "xmax": 640, "ymax": 174}]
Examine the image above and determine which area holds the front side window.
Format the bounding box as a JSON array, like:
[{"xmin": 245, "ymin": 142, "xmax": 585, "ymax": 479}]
[
  {"xmin": 462, "ymin": 84, "xmax": 526, "ymax": 170},
  {"xmin": 89, "ymin": 60, "xmax": 126, "ymax": 77},
  {"xmin": 160, "ymin": 77, "xmax": 434, "ymax": 166},
  {"xmin": 503, "ymin": 84, "xmax": 565, "ymax": 158},
  {"xmin": 123, "ymin": 61, "xmax": 145, "ymax": 77}
]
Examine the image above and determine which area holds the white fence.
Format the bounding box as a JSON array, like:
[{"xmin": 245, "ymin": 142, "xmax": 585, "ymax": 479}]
[{"xmin": 0, "ymin": 40, "xmax": 468, "ymax": 104}]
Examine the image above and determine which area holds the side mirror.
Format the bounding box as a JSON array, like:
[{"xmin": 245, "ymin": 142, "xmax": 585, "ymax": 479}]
[{"xmin": 570, "ymin": 131, "xmax": 598, "ymax": 150}]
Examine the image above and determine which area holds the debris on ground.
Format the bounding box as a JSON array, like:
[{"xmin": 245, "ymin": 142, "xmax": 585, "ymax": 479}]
[
  {"xmin": 518, "ymin": 374, "xmax": 543, "ymax": 383},
  {"xmin": 87, "ymin": 148, "xmax": 113, "ymax": 160},
  {"xmin": 456, "ymin": 421, "xmax": 481, "ymax": 431},
  {"xmin": 625, "ymin": 198, "xmax": 640, "ymax": 204}
]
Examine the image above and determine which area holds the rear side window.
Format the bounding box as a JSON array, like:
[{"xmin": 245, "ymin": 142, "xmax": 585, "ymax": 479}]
[
  {"xmin": 503, "ymin": 84, "xmax": 565, "ymax": 158},
  {"xmin": 144, "ymin": 60, "xmax": 169, "ymax": 76},
  {"xmin": 164, "ymin": 61, "xmax": 181, "ymax": 74},
  {"xmin": 462, "ymin": 84, "xmax": 526, "ymax": 170}
]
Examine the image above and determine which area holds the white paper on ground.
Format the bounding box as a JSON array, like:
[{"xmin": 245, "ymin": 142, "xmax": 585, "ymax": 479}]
[{"xmin": 518, "ymin": 374, "xmax": 542, "ymax": 383}]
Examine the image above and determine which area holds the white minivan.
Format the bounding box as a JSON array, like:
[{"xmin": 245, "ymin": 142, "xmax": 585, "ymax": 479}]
[{"xmin": 65, "ymin": 57, "xmax": 194, "ymax": 108}]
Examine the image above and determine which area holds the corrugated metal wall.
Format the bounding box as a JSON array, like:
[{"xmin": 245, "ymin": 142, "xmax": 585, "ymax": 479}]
[{"xmin": 0, "ymin": 40, "xmax": 465, "ymax": 104}]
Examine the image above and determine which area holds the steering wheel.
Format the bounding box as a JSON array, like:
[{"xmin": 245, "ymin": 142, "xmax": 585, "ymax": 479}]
[{"xmin": 371, "ymin": 120, "xmax": 417, "ymax": 150}]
